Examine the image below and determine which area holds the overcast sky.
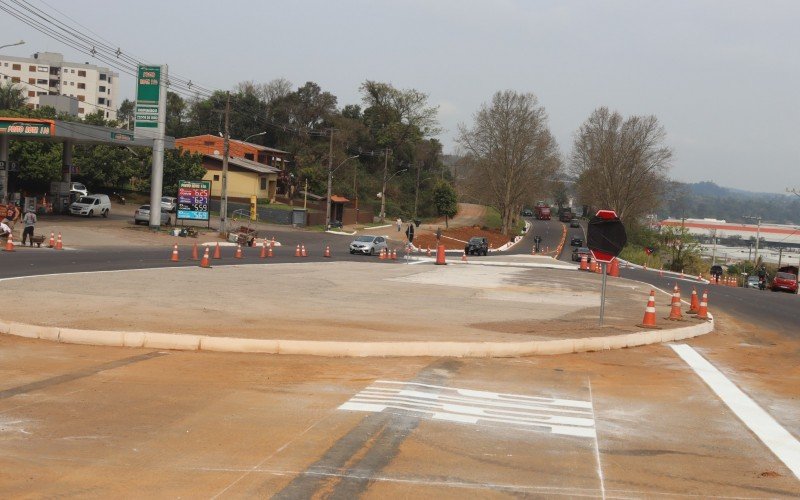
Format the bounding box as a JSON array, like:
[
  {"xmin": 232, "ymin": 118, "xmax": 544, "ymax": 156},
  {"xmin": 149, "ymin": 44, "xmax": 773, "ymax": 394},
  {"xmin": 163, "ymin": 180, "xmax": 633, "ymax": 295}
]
[{"xmin": 2, "ymin": 0, "xmax": 798, "ymax": 194}]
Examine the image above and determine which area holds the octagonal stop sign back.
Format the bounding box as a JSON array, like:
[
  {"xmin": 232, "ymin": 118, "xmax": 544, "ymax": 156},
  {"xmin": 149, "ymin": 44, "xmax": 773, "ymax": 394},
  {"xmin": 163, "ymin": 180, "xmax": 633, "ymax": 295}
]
[{"xmin": 587, "ymin": 209, "xmax": 627, "ymax": 263}]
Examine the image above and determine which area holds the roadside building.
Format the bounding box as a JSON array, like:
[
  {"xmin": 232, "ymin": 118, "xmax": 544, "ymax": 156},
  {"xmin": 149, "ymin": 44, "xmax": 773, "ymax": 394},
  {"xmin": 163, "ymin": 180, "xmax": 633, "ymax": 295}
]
[
  {"xmin": 176, "ymin": 134, "xmax": 290, "ymax": 202},
  {"xmin": 0, "ymin": 52, "xmax": 118, "ymax": 120},
  {"xmin": 660, "ymin": 218, "xmax": 800, "ymax": 246}
]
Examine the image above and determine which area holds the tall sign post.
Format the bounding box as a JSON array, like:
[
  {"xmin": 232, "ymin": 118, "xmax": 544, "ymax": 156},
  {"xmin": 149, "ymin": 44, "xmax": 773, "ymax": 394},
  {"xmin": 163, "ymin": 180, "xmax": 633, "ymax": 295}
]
[
  {"xmin": 587, "ymin": 209, "xmax": 627, "ymax": 326},
  {"xmin": 134, "ymin": 64, "xmax": 168, "ymax": 230}
]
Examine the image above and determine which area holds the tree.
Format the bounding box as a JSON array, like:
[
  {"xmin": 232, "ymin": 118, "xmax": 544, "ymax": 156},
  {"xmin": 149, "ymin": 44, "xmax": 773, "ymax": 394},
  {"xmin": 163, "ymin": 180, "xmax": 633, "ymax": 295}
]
[
  {"xmin": 117, "ymin": 99, "xmax": 134, "ymax": 129},
  {"xmin": 0, "ymin": 80, "xmax": 26, "ymax": 110},
  {"xmin": 552, "ymin": 179, "xmax": 569, "ymax": 209},
  {"xmin": 457, "ymin": 90, "xmax": 561, "ymax": 235},
  {"xmin": 570, "ymin": 107, "xmax": 672, "ymax": 223},
  {"xmin": 433, "ymin": 180, "xmax": 458, "ymax": 228}
]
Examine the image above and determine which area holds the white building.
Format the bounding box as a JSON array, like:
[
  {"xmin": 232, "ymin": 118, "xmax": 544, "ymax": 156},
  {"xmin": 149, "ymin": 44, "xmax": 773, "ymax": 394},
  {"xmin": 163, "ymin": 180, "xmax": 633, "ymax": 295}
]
[
  {"xmin": 0, "ymin": 52, "xmax": 118, "ymax": 121},
  {"xmin": 661, "ymin": 218, "xmax": 800, "ymax": 246}
]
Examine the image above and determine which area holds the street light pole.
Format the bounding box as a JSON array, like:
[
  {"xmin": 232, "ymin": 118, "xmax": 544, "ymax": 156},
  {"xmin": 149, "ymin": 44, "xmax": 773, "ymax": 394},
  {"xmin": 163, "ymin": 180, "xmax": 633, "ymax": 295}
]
[
  {"xmin": 380, "ymin": 147, "xmax": 390, "ymax": 222},
  {"xmin": 0, "ymin": 40, "xmax": 24, "ymax": 51},
  {"xmin": 326, "ymin": 153, "xmax": 359, "ymax": 230},
  {"xmin": 218, "ymin": 92, "xmax": 231, "ymax": 237},
  {"xmin": 743, "ymin": 215, "xmax": 762, "ymax": 264},
  {"xmin": 242, "ymin": 131, "xmax": 267, "ymax": 143}
]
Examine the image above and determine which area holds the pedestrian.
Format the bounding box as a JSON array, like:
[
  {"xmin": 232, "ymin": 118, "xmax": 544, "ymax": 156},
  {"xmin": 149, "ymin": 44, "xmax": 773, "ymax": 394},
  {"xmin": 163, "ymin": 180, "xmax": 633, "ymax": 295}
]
[
  {"xmin": 396, "ymin": 217, "xmax": 402, "ymax": 231},
  {"xmin": 0, "ymin": 221, "xmax": 11, "ymax": 239},
  {"xmin": 21, "ymin": 208, "xmax": 37, "ymax": 246},
  {"xmin": 436, "ymin": 226, "xmax": 442, "ymax": 242},
  {"xmin": 2, "ymin": 202, "xmax": 20, "ymax": 235}
]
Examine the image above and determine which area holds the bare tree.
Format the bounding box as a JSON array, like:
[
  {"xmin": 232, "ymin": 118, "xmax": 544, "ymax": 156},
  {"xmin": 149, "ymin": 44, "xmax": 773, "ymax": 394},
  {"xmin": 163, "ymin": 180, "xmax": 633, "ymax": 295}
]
[
  {"xmin": 570, "ymin": 107, "xmax": 671, "ymax": 222},
  {"xmin": 457, "ymin": 90, "xmax": 561, "ymax": 235}
]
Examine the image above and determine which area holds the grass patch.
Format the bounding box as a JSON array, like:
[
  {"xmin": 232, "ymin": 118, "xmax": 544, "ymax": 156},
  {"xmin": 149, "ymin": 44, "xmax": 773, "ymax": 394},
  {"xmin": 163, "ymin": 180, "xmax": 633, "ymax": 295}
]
[
  {"xmin": 257, "ymin": 201, "xmax": 293, "ymax": 211},
  {"xmin": 484, "ymin": 207, "xmax": 502, "ymax": 230}
]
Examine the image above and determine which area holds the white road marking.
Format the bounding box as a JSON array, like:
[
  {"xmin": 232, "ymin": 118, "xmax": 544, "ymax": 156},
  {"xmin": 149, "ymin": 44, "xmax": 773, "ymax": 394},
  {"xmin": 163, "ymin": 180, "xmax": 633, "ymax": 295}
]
[
  {"xmin": 587, "ymin": 377, "xmax": 606, "ymax": 500},
  {"xmin": 339, "ymin": 380, "xmax": 596, "ymax": 438},
  {"xmin": 671, "ymin": 343, "xmax": 800, "ymax": 480}
]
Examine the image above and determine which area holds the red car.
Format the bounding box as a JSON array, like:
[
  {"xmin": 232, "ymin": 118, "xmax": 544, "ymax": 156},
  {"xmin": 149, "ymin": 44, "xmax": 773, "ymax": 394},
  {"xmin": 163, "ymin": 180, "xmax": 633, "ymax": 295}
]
[{"xmin": 771, "ymin": 271, "xmax": 798, "ymax": 293}]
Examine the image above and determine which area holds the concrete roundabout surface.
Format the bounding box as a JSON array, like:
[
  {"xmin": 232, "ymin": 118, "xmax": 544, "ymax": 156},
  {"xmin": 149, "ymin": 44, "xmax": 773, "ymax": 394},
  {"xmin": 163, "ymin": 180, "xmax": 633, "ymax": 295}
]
[{"xmin": 0, "ymin": 257, "xmax": 713, "ymax": 357}]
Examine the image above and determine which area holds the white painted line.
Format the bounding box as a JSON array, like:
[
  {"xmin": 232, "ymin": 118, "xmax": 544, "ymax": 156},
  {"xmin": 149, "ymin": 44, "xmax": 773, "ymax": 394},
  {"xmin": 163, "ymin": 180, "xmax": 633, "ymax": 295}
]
[
  {"xmin": 340, "ymin": 380, "xmax": 596, "ymax": 438},
  {"xmin": 588, "ymin": 377, "xmax": 606, "ymax": 500},
  {"xmin": 671, "ymin": 344, "xmax": 800, "ymax": 480}
]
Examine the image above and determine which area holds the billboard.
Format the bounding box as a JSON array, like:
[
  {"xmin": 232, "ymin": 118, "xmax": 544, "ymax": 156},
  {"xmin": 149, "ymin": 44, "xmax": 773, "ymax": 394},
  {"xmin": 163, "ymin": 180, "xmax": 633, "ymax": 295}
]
[{"xmin": 177, "ymin": 180, "xmax": 210, "ymax": 221}]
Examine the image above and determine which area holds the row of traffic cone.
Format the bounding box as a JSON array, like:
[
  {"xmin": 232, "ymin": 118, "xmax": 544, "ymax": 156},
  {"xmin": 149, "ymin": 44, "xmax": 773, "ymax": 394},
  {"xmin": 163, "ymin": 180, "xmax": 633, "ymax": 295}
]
[
  {"xmin": 638, "ymin": 285, "xmax": 711, "ymax": 328},
  {"xmin": 3, "ymin": 231, "xmax": 64, "ymax": 252},
  {"xmin": 173, "ymin": 240, "xmax": 337, "ymax": 267},
  {"xmin": 713, "ymin": 275, "xmax": 738, "ymax": 287},
  {"xmin": 378, "ymin": 247, "xmax": 398, "ymax": 260}
]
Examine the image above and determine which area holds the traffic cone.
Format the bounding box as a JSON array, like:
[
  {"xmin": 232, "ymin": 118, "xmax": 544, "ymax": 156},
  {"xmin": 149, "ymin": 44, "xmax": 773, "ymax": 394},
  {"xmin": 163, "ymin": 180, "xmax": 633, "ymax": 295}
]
[
  {"xmin": 696, "ymin": 290, "xmax": 710, "ymax": 320},
  {"xmin": 379, "ymin": 247, "xmax": 386, "ymax": 260},
  {"xmin": 55, "ymin": 232, "xmax": 63, "ymax": 250},
  {"xmin": 199, "ymin": 247, "xmax": 211, "ymax": 268},
  {"xmin": 609, "ymin": 258, "xmax": 620, "ymax": 277},
  {"xmin": 435, "ymin": 244, "xmax": 447, "ymax": 265},
  {"xmin": 295, "ymin": 244, "xmax": 301, "ymax": 257},
  {"xmin": 301, "ymin": 244, "xmax": 307, "ymax": 257},
  {"xmin": 170, "ymin": 244, "xmax": 179, "ymax": 262},
  {"xmin": 48, "ymin": 232, "xmax": 55, "ymax": 248},
  {"xmin": 391, "ymin": 249, "xmax": 397, "ymax": 260},
  {"xmin": 270, "ymin": 236, "xmax": 275, "ymax": 248},
  {"xmin": 667, "ymin": 284, "xmax": 683, "ymax": 320},
  {"xmin": 190, "ymin": 243, "xmax": 199, "ymax": 261},
  {"xmin": 659, "ymin": 267, "xmax": 663, "ymax": 277},
  {"xmin": 324, "ymin": 245, "xmax": 331, "ymax": 258},
  {"xmin": 267, "ymin": 245, "xmax": 274, "ymax": 258},
  {"xmin": 426, "ymin": 246, "xmax": 431, "ymax": 257},
  {"xmin": 687, "ymin": 288, "xmax": 700, "ymax": 314},
  {"xmin": 589, "ymin": 259, "xmax": 597, "ymax": 273},
  {"xmin": 531, "ymin": 246, "xmax": 536, "ymax": 255},
  {"xmin": 234, "ymin": 244, "xmax": 243, "ymax": 259},
  {"xmin": 3, "ymin": 233, "xmax": 15, "ymax": 252},
  {"xmin": 595, "ymin": 261, "xmax": 603, "ymax": 274},
  {"xmin": 462, "ymin": 250, "xmax": 468, "ymax": 262},
  {"xmin": 260, "ymin": 241, "xmax": 267, "ymax": 258},
  {"xmin": 637, "ymin": 290, "xmax": 660, "ymax": 329},
  {"xmin": 580, "ymin": 254, "xmax": 588, "ymax": 271},
  {"xmin": 680, "ymin": 269, "xmax": 685, "ymax": 279},
  {"xmin": 213, "ymin": 242, "xmax": 221, "ymax": 259}
]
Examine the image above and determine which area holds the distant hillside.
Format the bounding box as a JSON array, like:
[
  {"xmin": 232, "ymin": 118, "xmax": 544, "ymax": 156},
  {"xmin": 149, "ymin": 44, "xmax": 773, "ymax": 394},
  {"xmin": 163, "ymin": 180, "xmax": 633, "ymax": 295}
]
[{"xmin": 664, "ymin": 181, "xmax": 800, "ymax": 225}]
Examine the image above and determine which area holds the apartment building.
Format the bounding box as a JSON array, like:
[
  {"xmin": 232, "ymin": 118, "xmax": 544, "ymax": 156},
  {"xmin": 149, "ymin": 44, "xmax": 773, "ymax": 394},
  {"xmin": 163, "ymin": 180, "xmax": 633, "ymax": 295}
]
[{"xmin": 0, "ymin": 51, "xmax": 118, "ymax": 120}]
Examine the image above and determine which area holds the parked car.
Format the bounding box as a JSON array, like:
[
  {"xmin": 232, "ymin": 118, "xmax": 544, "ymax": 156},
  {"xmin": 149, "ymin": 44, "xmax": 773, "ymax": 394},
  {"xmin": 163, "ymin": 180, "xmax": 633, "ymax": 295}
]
[
  {"xmin": 70, "ymin": 182, "xmax": 88, "ymax": 197},
  {"xmin": 69, "ymin": 194, "xmax": 111, "ymax": 217},
  {"xmin": 349, "ymin": 235, "xmax": 388, "ymax": 255},
  {"xmin": 570, "ymin": 237, "xmax": 583, "ymax": 246},
  {"xmin": 771, "ymin": 271, "xmax": 798, "ymax": 293},
  {"xmin": 569, "ymin": 218, "xmax": 581, "ymax": 228},
  {"xmin": 572, "ymin": 246, "xmax": 592, "ymax": 262},
  {"xmin": 134, "ymin": 204, "xmax": 171, "ymax": 225},
  {"xmin": 464, "ymin": 236, "xmax": 489, "ymax": 256},
  {"xmin": 160, "ymin": 196, "xmax": 177, "ymax": 213},
  {"xmin": 745, "ymin": 275, "xmax": 760, "ymax": 289}
]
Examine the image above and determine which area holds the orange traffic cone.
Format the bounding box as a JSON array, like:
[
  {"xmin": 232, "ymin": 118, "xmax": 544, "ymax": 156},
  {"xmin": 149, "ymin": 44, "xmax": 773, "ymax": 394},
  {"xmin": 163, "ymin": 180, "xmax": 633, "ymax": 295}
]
[
  {"xmin": 531, "ymin": 246, "xmax": 536, "ymax": 255},
  {"xmin": 48, "ymin": 231, "xmax": 55, "ymax": 248},
  {"xmin": 260, "ymin": 241, "xmax": 267, "ymax": 258},
  {"xmin": 55, "ymin": 232, "xmax": 63, "ymax": 250},
  {"xmin": 324, "ymin": 245, "xmax": 331, "ymax": 258},
  {"xmin": 199, "ymin": 247, "xmax": 211, "ymax": 268},
  {"xmin": 637, "ymin": 290, "xmax": 660, "ymax": 329},
  {"xmin": 667, "ymin": 284, "xmax": 683, "ymax": 320},
  {"xmin": 267, "ymin": 245, "xmax": 274, "ymax": 258},
  {"xmin": 580, "ymin": 254, "xmax": 588, "ymax": 271},
  {"xmin": 213, "ymin": 242, "xmax": 221, "ymax": 259},
  {"xmin": 3, "ymin": 233, "xmax": 15, "ymax": 252},
  {"xmin": 426, "ymin": 246, "xmax": 431, "ymax": 257},
  {"xmin": 301, "ymin": 244, "xmax": 307, "ymax": 257},
  {"xmin": 595, "ymin": 261, "xmax": 603, "ymax": 274},
  {"xmin": 379, "ymin": 247, "xmax": 386, "ymax": 260},
  {"xmin": 687, "ymin": 288, "xmax": 700, "ymax": 314},
  {"xmin": 696, "ymin": 290, "xmax": 710, "ymax": 320},
  {"xmin": 234, "ymin": 244, "xmax": 243, "ymax": 259},
  {"xmin": 609, "ymin": 258, "xmax": 620, "ymax": 277},
  {"xmin": 462, "ymin": 250, "xmax": 468, "ymax": 262},
  {"xmin": 659, "ymin": 267, "xmax": 663, "ymax": 277},
  {"xmin": 270, "ymin": 236, "xmax": 275, "ymax": 248},
  {"xmin": 190, "ymin": 243, "xmax": 199, "ymax": 261},
  {"xmin": 589, "ymin": 259, "xmax": 597, "ymax": 273},
  {"xmin": 435, "ymin": 244, "xmax": 447, "ymax": 265},
  {"xmin": 170, "ymin": 244, "xmax": 179, "ymax": 262},
  {"xmin": 680, "ymin": 269, "xmax": 685, "ymax": 279},
  {"xmin": 295, "ymin": 244, "xmax": 301, "ymax": 257},
  {"xmin": 391, "ymin": 249, "xmax": 397, "ymax": 260}
]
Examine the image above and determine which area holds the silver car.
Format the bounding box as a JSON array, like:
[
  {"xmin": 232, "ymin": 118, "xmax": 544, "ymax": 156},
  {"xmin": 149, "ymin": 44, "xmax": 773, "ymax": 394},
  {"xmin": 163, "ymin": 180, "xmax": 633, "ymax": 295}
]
[
  {"xmin": 160, "ymin": 196, "xmax": 177, "ymax": 213},
  {"xmin": 349, "ymin": 235, "xmax": 388, "ymax": 255},
  {"xmin": 134, "ymin": 205, "xmax": 171, "ymax": 225}
]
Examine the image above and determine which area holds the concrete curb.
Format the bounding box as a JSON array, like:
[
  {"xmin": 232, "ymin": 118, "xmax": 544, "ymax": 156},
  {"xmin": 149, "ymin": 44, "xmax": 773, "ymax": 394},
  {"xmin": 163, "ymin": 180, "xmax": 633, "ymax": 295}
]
[{"xmin": 0, "ymin": 315, "xmax": 714, "ymax": 358}]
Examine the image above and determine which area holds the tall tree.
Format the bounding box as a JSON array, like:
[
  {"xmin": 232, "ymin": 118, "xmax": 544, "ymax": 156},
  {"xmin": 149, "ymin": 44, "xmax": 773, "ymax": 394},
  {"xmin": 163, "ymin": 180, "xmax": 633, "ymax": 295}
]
[
  {"xmin": 457, "ymin": 90, "xmax": 561, "ymax": 235},
  {"xmin": 117, "ymin": 99, "xmax": 134, "ymax": 129},
  {"xmin": 0, "ymin": 80, "xmax": 26, "ymax": 110},
  {"xmin": 570, "ymin": 107, "xmax": 672, "ymax": 223},
  {"xmin": 433, "ymin": 180, "xmax": 458, "ymax": 228}
]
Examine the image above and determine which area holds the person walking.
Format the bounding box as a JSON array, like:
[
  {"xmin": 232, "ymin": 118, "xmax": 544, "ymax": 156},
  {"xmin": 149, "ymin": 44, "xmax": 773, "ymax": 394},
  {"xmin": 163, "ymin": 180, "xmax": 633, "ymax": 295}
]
[
  {"xmin": 21, "ymin": 208, "xmax": 37, "ymax": 246},
  {"xmin": 2, "ymin": 202, "xmax": 20, "ymax": 236},
  {"xmin": 396, "ymin": 217, "xmax": 402, "ymax": 231}
]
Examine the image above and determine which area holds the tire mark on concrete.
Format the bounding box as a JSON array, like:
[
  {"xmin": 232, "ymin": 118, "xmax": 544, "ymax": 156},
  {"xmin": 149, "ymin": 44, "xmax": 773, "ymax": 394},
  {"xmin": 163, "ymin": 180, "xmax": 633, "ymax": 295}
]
[
  {"xmin": 0, "ymin": 351, "xmax": 166, "ymax": 400},
  {"xmin": 272, "ymin": 359, "xmax": 461, "ymax": 499}
]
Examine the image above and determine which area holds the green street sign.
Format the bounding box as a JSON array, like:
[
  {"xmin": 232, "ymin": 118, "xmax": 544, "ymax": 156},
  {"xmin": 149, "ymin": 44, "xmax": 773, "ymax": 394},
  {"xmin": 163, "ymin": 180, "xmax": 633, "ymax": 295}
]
[
  {"xmin": 134, "ymin": 64, "xmax": 166, "ymax": 138},
  {"xmin": 136, "ymin": 66, "xmax": 161, "ymax": 103}
]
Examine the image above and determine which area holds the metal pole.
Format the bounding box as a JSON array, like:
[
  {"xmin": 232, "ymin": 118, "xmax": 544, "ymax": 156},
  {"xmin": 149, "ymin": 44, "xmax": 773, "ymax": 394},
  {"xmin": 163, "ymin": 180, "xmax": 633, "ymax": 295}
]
[
  {"xmin": 0, "ymin": 134, "xmax": 8, "ymax": 204},
  {"xmin": 754, "ymin": 218, "xmax": 761, "ymax": 264},
  {"xmin": 599, "ymin": 262, "xmax": 608, "ymax": 326},
  {"xmin": 380, "ymin": 148, "xmax": 389, "ymax": 222},
  {"xmin": 219, "ymin": 92, "xmax": 231, "ymax": 236},
  {"xmin": 353, "ymin": 162, "xmax": 359, "ymax": 225},
  {"xmin": 414, "ymin": 162, "xmax": 420, "ymax": 219},
  {"xmin": 325, "ymin": 128, "xmax": 333, "ymax": 230},
  {"xmin": 149, "ymin": 137, "xmax": 164, "ymax": 229}
]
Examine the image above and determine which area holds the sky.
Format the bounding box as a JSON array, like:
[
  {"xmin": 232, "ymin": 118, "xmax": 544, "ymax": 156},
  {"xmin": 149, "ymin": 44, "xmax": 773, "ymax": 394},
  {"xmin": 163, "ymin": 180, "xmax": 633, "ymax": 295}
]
[{"xmin": 2, "ymin": 0, "xmax": 798, "ymax": 194}]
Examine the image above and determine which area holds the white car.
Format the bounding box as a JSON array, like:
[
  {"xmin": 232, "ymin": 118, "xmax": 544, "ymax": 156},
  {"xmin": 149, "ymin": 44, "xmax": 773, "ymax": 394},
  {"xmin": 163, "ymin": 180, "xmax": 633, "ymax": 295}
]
[
  {"xmin": 349, "ymin": 235, "xmax": 388, "ymax": 255},
  {"xmin": 70, "ymin": 182, "xmax": 88, "ymax": 197},
  {"xmin": 160, "ymin": 196, "xmax": 177, "ymax": 213},
  {"xmin": 69, "ymin": 194, "xmax": 111, "ymax": 217},
  {"xmin": 134, "ymin": 205, "xmax": 171, "ymax": 225}
]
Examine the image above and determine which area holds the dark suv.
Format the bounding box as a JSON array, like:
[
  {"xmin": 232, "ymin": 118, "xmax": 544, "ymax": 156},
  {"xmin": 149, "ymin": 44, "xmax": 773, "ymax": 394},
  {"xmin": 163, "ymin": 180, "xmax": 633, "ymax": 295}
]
[{"xmin": 465, "ymin": 236, "xmax": 489, "ymax": 256}]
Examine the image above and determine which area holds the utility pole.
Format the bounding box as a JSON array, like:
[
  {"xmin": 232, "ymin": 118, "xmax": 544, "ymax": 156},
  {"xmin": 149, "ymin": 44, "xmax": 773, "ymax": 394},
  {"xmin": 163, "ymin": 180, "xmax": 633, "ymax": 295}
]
[
  {"xmin": 353, "ymin": 161, "xmax": 359, "ymax": 225},
  {"xmin": 380, "ymin": 147, "xmax": 390, "ymax": 222},
  {"xmin": 219, "ymin": 92, "xmax": 231, "ymax": 237},
  {"xmin": 325, "ymin": 128, "xmax": 334, "ymax": 230},
  {"xmin": 744, "ymin": 215, "xmax": 762, "ymax": 265}
]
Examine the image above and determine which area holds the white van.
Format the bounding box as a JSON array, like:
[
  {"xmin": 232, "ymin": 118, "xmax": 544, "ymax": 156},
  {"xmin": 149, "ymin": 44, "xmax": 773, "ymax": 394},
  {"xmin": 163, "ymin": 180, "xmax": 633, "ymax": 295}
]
[{"xmin": 69, "ymin": 194, "xmax": 111, "ymax": 217}]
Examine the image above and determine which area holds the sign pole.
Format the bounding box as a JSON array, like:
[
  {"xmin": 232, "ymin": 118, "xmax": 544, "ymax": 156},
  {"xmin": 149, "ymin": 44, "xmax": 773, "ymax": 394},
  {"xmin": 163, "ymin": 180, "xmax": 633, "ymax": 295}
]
[
  {"xmin": 134, "ymin": 64, "xmax": 168, "ymax": 230},
  {"xmin": 599, "ymin": 262, "xmax": 608, "ymax": 326}
]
